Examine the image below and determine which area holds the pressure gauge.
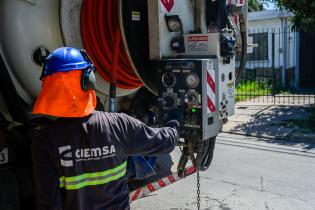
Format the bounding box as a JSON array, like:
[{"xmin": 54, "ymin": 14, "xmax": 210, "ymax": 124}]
[
  {"xmin": 162, "ymin": 72, "xmax": 176, "ymax": 87},
  {"xmin": 165, "ymin": 15, "xmax": 182, "ymax": 32},
  {"xmin": 185, "ymin": 73, "xmax": 199, "ymax": 88},
  {"xmin": 167, "ymin": 19, "xmax": 181, "ymax": 32}
]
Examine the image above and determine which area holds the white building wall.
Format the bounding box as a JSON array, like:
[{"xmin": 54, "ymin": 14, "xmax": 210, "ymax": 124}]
[
  {"xmin": 247, "ymin": 18, "xmax": 297, "ymax": 70},
  {"xmin": 247, "ymin": 18, "xmax": 282, "ymax": 69},
  {"xmin": 243, "ymin": 10, "xmax": 298, "ymax": 87}
]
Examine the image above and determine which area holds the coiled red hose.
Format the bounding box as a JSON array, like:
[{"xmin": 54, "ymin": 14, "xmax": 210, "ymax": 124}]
[{"xmin": 81, "ymin": 0, "xmax": 143, "ymax": 89}]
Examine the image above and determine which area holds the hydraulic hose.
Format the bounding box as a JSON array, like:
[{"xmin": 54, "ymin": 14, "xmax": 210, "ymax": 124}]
[
  {"xmin": 199, "ymin": 137, "xmax": 216, "ymax": 171},
  {"xmin": 81, "ymin": 0, "xmax": 143, "ymax": 89}
]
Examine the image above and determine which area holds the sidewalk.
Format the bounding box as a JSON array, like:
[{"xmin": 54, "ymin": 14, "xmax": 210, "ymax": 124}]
[{"xmin": 223, "ymin": 104, "xmax": 315, "ymax": 143}]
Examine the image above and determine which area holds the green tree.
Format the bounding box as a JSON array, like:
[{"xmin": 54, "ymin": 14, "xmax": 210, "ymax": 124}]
[
  {"xmin": 248, "ymin": 0, "xmax": 264, "ymax": 12},
  {"xmin": 263, "ymin": 0, "xmax": 315, "ymax": 30}
]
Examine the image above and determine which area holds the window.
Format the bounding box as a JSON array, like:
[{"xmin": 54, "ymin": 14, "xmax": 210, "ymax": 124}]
[{"xmin": 247, "ymin": 32, "xmax": 268, "ymax": 61}]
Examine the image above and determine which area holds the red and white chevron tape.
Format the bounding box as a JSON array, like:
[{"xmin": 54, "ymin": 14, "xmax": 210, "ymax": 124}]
[
  {"xmin": 206, "ymin": 62, "xmax": 216, "ymax": 113},
  {"xmin": 129, "ymin": 166, "xmax": 196, "ymax": 202}
]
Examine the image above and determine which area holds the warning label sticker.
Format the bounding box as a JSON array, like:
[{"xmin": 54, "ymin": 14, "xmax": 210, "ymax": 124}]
[
  {"xmin": 188, "ymin": 36, "xmax": 208, "ymax": 52},
  {"xmin": 132, "ymin": 11, "xmax": 140, "ymax": 21},
  {"xmin": 227, "ymin": 82, "xmax": 235, "ymax": 98}
]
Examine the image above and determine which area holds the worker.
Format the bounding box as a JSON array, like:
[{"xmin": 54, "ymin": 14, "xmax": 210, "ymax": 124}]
[{"xmin": 31, "ymin": 47, "xmax": 180, "ymax": 210}]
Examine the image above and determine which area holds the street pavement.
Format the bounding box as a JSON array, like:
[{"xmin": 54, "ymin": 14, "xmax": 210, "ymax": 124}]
[{"xmin": 131, "ymin": 132, "xmax": 315, "ymax": 210}]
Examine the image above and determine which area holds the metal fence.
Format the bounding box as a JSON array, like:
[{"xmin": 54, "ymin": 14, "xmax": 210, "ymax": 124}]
[{"xmin": 236, "ymin": 28, "xmax": 315, "ymax": 105}]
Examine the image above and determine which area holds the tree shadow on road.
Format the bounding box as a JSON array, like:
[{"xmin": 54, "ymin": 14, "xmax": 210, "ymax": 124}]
[{"xmin": 228, "ymin": 105, "xmax": 315, "ymax": 150}]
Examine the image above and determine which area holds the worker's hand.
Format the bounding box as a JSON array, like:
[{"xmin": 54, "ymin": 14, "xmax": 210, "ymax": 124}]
[
  {"xmin": 166, "ymin": 119, "xmax": 180, "ymax": 142},
  {"xmin": 166, "ymin": 109, "xmax": 183, "ymax": 136},
  {"xmin": 166, "ymin": 119, "xmax": 180, "ymax": 131}
]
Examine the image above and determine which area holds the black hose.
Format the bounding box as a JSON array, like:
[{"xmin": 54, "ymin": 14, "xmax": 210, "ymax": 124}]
[
  {"xmin": 195, "ymin": 139, "xmax": 209, "ymax": 170},
  {"xmin": 200, "ymin": 137, "xmax": 216, "ymax": 171}
]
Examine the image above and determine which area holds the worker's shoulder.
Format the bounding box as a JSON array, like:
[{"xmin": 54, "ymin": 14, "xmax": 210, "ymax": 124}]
[{"xmin": 90, "ymin": 111, "xmax": 133, "ymax": 122}]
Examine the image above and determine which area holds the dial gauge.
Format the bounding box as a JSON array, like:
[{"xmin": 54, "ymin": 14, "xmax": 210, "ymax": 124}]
[
  {"xmin": 185, "ymin": 73, "xmax": 199, "ymax": 88},
  {"xmin": 167, "ymin": 19, "xmax": 181, "ymax": 32},
  {"xmin": 162, "ymin": 72, "xmax": 176, "ymax": 87}
]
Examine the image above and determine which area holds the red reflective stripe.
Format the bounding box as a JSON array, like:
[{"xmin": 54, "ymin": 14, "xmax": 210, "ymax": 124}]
[
  {"xmin": 131, "ymin": 188, "xmax": 142, "ymax": 201},
  {"xmin": 146, "ymin": 183, "xmax": 156, "ymax": 192},
  {"xmin": 158, "ymin": 180, "xmax": 166, "ymax": 187},
  {"xmin": 186, "ymin": 166, "xmax": 196, "ymax": 175},
  {"xmin": 207, "ymin": 96, "xmax": 216, "ymax": 112},
  {"xmin": 167, "ymin": 175, "xmax": 176, "ymax": 183},
  {"xmin": 129, "ymin": 166, "xmax": 197, "ymax": 202},
  {"xmin": 207, "ymin": 71, "xmax": 215, "ymax": 93}
]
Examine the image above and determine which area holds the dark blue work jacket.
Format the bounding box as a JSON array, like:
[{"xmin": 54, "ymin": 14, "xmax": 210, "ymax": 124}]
[{"xmin": 31, "ymin": 111, "xmax": 178, "ymax": 210}]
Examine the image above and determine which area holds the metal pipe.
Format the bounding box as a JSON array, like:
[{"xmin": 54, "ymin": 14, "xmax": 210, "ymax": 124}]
[
  {"xmin": 195, "ymin": 0, "xmax": 207, "ymax": 33},
  {"xmin": 217, "ymin": 0, "xmax": 228, "ymax": 29}
]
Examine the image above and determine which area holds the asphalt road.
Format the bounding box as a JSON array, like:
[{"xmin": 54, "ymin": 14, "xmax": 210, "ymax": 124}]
[{"xmin": 131, "ymin": 133, "xmax": 315, "ymax": 210}]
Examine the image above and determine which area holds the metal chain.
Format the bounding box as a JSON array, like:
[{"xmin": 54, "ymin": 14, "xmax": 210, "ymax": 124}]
[{"xmin": 197, "ymin": 171, "xmax": 201, "ymax": 210}]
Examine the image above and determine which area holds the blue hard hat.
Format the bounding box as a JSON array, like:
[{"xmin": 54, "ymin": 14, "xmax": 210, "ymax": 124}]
[{"xmin": 41, "ymin": 47, "xmax": 90, "ymax": 78}]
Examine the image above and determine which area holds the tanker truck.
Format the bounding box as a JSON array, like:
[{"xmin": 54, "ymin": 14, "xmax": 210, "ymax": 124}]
[{"xmin": 0, "ymin": 0, "xmax": 247, "ymax": 209}]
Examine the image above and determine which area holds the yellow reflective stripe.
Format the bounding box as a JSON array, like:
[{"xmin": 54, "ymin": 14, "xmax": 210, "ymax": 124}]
[
  {"xmin": 66, "ymin": 161, "xmax": 127, "ymax": 182},
  {"xmin": 65, "ymin": 168, "xmax": 126, "ymax": 190},
  {"xmin": 59, "ymin": 161, "xmax": 127, "ymax": 190}
]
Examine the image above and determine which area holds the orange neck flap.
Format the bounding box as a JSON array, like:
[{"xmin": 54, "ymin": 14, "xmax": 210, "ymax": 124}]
[{"xmin": 33, "ymin": 70, "xmax": 96, "ymax": 118}]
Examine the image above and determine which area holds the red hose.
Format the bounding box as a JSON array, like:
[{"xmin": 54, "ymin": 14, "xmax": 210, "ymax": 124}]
[{"xmin": 81, "ymin": 0, "xmax": 143, "ymax": 89}]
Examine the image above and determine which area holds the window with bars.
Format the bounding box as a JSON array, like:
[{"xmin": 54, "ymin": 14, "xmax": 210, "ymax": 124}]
[{"xmin": 247, "ymin": 32, "xmax": 269, "ymax": 61}]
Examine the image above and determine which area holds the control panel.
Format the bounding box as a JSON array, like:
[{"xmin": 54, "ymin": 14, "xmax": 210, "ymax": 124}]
[{"xmin": 158, "ymin": 59, "xmax": 220, "ymax": 141}]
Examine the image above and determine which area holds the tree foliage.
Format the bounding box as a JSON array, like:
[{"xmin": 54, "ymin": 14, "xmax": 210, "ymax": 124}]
[
  {"xmin": 248, "ymin": 0, "xmax": 264, "ymax": 12},
  {"xmin": 263, "ymin": 0, "xmax": 315, "ymax": 31}
]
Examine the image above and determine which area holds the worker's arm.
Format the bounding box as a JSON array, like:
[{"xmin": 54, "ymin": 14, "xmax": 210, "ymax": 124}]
[
  {"xmin": 114, "ymin": 113, "xmax": 179, "ymax": 156},
  {"xmin": 31, "ymin": 132, "xmax": 63, "ymax": 210}
]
